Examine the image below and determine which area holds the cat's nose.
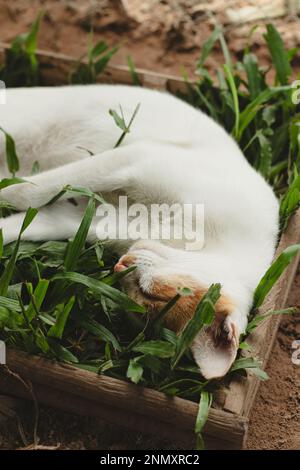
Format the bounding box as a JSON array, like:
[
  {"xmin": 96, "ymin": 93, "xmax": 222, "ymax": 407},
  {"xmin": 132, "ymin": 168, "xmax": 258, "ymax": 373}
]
[
  {"xmin": 114, "ymin": 262, "xmax": 127, "ymax": 273},
  {"xmin": 114, "ymin": 254, "xmax": 136, "ymax": 272}
]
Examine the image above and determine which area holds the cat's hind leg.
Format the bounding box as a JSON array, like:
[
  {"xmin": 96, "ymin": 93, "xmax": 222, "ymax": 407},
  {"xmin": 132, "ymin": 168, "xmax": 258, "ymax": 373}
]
[{"xmin": 0, "ymin": 145, "xmax": 136, "ymax": 211}]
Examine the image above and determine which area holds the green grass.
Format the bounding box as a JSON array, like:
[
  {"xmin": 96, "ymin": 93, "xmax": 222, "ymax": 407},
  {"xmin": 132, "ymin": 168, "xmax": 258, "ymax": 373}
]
[
  {"xmin": 109, "ymin": 103, "xmax": 141, "ymax": 147},
  {"xmin": 69, "ymin": 30, "xmax": 118, "ymax": 85},
  {"xmin": 0, "ymin": 18, "xmax": 300, "ymax": 449},
  {"xmin": 0, "ymin": 12, "xmax": 43, "ymax": 87}
]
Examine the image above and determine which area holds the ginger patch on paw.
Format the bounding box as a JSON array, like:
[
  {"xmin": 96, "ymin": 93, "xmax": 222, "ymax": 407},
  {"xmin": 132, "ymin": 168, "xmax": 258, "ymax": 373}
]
[{"xmin": 148, "ymin": 275, "xmax": 235, "ymax": 334}]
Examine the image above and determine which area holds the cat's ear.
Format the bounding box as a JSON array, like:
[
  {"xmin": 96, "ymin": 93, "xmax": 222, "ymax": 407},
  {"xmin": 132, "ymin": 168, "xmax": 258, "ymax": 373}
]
[{"xmin": 191, "ymin": 318, "xmax": 239, "ymax": 379}]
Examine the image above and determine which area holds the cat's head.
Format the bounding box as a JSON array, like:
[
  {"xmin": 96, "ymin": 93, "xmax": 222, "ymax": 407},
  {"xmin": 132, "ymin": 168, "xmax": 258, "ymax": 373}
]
[{"xmin": 114, "ymin": 240, "xmax": 239, "ymax": 379}]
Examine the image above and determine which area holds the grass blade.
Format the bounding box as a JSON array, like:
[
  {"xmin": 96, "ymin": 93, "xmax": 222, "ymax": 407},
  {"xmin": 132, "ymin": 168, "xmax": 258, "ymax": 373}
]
[
  {"xmin": 48, "ymin": 296, "xmax": 75, "ymax": 339},
  {"xmin": 110, "ymin": 103, "xmax": 141, "ymax": 148},
  {"xmin": 237, "ymin": 86, "xmax": 290, "ymax": 141},
  {"xmin": 171, "ymin": 284, "xmax": 221, "ymax": 369},
  {"xmin": 25, "ymin": 278, "xmax": 49, "ymax": 322},
  {"xmin": 0, "ymin": 127, "xmax": 20, "ymax": 176},
  {"xmin": 243, "ymin": 52, "xmax": 265, "ymax": 100},
  {"xmin": 52, "ymin": 271, "xmax": 145, "ymax": 313},
  {"xmin": 224, "ymin": 65, "xmax": 239, "ymax": 138},
  {"xmin": 0, "ymin": 177, "xmax": 29, "ymax": 190},
  {"xmin": 246, "ymin": 307, "xmax": 296, "ymax": 334},
  {"xmin": 127, "ymin": 55, "xmax": 141, "ymax": 86},
  {"xmin": 132, "ymin": 340, "xmax": 175, "ymax": 358},
  {"xmin": 257, "ymin": 131, "xmax": 272, "ymax": 178},
  {"xmin": 264, "ymin": 24, "xmax": 292, "ymax": 85},
  {"xmin": 253, "ymin": 244, "xmax": 300, "ymax": 308},
  {"xmin": 279, "ymin": 170, "xmax": 300, "ymax": 230},
  {"xmin": 0, "ymin": 296, "xmax": 22, "ymax": 312},
  {"xmin": 0, "ymin": 208, "xmax": 38, "ymax": 296},
  {"xmin": 196, "ymin": 25, "xmax": 222, "ymax": 70},
  {"xmin": 80, "ymin": 318, "xmax": 121, "ymax": 351},
  {"xmin": 46, "ymin": 185, "xmax": 105, "ymax": 206},
  {"xmin": 195, "ymin": 391, "xmax": 212, "ymax": 450},
  {"xmin": 64, "ymin": 197, "xmax": 95, "ymax": 271},
  {"xmin": 230, "ymin": 357, "xmax": 269, "ymax": 380},
  {"xmin": 127, "ymin": 359, "xmax": 144, "ymax": 384}
]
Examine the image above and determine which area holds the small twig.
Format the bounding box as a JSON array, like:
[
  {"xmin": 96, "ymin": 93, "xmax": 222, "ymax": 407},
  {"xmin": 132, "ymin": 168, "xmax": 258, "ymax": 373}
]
[
  {"xmin": 0, "ymin": 395, "xmax": 28, "ymax": 447},
  {"xmin": 16, "ymin": 443, "xmax": 60, "ymax": 451},
  {"xmin": 2, "ymin": 365, "xmax": 40, "ymax": 447}
]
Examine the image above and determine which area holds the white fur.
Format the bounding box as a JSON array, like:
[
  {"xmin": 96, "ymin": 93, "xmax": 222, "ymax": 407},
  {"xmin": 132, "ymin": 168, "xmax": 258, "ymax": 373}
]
[{"xmin": 0, "ymin": 85, "xmax": 279, "ymax": 377}]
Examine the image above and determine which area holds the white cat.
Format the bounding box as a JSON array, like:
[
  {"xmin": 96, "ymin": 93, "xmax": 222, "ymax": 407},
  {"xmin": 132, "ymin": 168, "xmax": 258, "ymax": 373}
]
[{"xmin": 0, "ymin": 84, "xmax": 279, "ymax": 379}]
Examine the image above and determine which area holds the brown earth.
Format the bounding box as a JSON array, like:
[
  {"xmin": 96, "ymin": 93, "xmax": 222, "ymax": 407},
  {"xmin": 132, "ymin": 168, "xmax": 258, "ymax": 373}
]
[
  {"xmin": 0, "ymin": 0, "xmax": 300, "ymax": 77},
  {"xmin": 246, "ymin": 266, "xmax": 300, "ymax": 450},
  {"xmin": 0, "ymin": 0, "xmax": 299, "ymax": 451}
]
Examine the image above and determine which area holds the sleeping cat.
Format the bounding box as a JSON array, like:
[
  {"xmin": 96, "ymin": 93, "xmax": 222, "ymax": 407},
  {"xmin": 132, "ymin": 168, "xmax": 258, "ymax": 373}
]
[{"xmin": 0, "ymin": 85, "xmax": 279, "ymax": 379}]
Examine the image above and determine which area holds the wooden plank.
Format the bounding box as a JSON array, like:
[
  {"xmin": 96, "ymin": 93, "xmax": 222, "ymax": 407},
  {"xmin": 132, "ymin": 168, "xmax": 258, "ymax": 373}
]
[
  {"xmin": 0, "ymin": 394, "xmax": 25, "ymax": 423},
  {"xmin": 0, "ymin": 42, "xmax": 190, "ymax": 94},
  {"xmin": 0, "ymin": 349, "xmax": 248, "ymax": 449},
  {"xmin": 0, "ymin": 371, "xmax": 243, "ymax": 450},
  {"xmin": 224, "ymin": 209, "xmax": 300, "ymax": 416}
]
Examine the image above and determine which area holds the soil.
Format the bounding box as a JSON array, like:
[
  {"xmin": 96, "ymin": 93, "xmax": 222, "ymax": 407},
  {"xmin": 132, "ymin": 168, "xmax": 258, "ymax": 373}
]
[
  {"xmin": 0, "ymin": 0, "xmax": 300, "ymax": 77},
  {"xmin": 0, "ymin": 0, "xmax": 299, "ymax": 451},
  {"xmin": 246, "ymin": 266, "xmax": 300, "ymax": 450}
]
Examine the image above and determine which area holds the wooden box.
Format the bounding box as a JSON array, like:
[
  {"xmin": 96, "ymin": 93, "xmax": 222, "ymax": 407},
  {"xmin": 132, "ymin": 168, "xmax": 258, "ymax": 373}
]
[{"xmin": 0, "ymin": 44, "xmax": 299, "ymax": 449}]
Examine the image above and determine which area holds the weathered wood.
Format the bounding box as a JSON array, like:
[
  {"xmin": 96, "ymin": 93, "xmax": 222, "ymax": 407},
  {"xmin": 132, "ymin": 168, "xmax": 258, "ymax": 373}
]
[
  {"xmin": 0, "ymin": 42, "xmax": 190, "ymax": 94},
  {"xmin": 0, "ymin": 367, "xmax": 244, "ymax": 450},
  {"xmin": 0, "ymin": 394, "xmax": 25, "ymax": 423},
  {"xmin": 0, "ymin": 349, "xmax": 248, "ymax": 449},
  {"xmin": 224, "ymin": 209, "xmax": 300, "ymax": 416}
]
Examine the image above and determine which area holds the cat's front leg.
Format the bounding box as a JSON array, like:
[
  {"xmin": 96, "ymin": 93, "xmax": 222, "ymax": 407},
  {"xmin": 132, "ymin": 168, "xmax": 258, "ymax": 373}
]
[{"xmin": 0, "ymin": 147, "xmax": 134, "ymax": 211}]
